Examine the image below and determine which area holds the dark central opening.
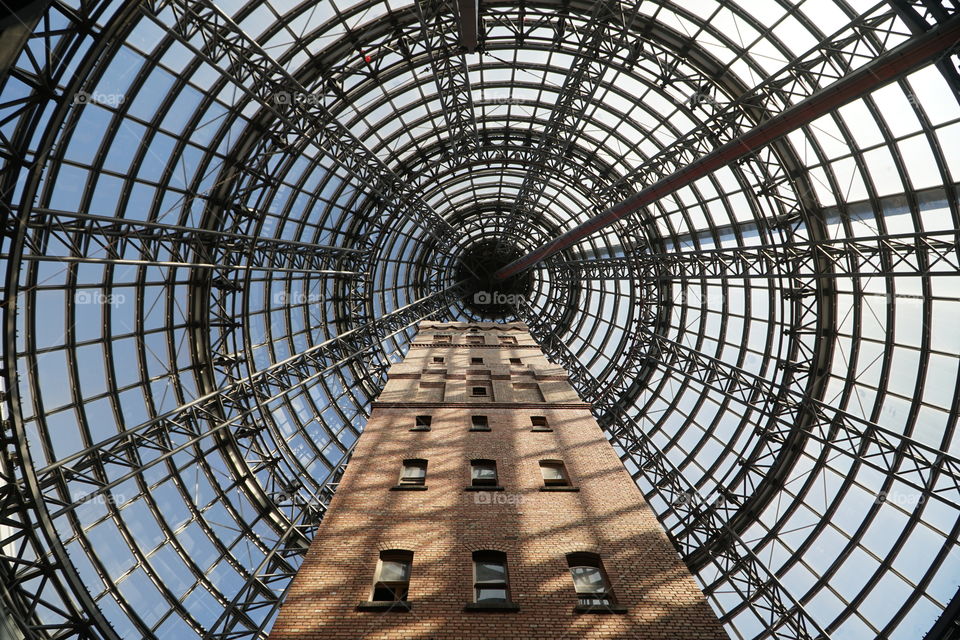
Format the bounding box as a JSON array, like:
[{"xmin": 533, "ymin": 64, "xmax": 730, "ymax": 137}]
[{"xmin": 456, "ymin": 240, "xmax": 533, "ymax": 318}]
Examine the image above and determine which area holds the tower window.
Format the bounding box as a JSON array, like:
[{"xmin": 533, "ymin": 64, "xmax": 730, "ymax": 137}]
[
  {"xmin": 509, "ymin": 357, "xmax": 521, "ymax": 364},
  {"xmin": 371, "ymin": 550, "xmax": 413, "ymax": 602},
  {"xmin": 540, "ymin": 460, "xmax": 570, "ymax": 486},
  {"xmin": 471, "ymin": 459, "xmax": 498, "ymax": 486},
  {"xmin": 412, "ymin": 416, "xmax": 431, "ymax": 431},
  {"xmin": 530, "ymin": 416, "xmax": 548, "ymax": 429},
  {"xmin": 399, "ymin": 459, "xmax": 427, "ymax": 486},
  {"xmin": 473, "ymin": 551, "xmax": 510, "ymax": 604},
  {"xmin": 467, "ymin": 335, "xmax": 483, "ymax": 344},
  {"xmin": 567, "ymin": 553, "xmax": 615, "ymax": 607},
  {"xmin": 433, "ymin": 356, "xmax": 445, "ymax": 364},
  {"xmin": 433, "ymin": 334, "xmax": 451, "ymax": 343},
  {"xmin": 471, "ymin": 386, "xmax": 488, "ymax": 397},
  {"xmin": 498, "ymin": 335, "xmax": 517, "ymax": 345},
  {"xmin": 471, "ymin": 357, "xmax": 484, "ymax": 364},
  {"xmin": 470, "ymin": 415, "xmax": 489, "ymax": 431}
]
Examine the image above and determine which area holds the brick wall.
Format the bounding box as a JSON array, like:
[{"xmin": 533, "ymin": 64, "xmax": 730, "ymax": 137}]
[{"xmin": 268, "ymin": 321, "xmax": 727, "ymax": 639}]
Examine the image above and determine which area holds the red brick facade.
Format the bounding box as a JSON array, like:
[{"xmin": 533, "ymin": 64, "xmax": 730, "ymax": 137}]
[{"xmin": 268, "ymin": 321, "xmax": 727, "ymax": 639}]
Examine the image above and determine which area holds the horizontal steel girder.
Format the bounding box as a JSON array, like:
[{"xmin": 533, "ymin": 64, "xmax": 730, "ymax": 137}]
[
  {"xmin": 553, "ymin": 229, "xmax": 960, "ymax": 280},
  {"xmin": 6, "ymin": 209, "xmax": 368, "ymax": 275}
]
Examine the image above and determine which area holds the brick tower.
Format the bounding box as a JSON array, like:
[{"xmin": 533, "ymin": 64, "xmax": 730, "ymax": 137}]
[{"xmin": 268, "ymin": 321, "xmax": 727, "ymax": 639}]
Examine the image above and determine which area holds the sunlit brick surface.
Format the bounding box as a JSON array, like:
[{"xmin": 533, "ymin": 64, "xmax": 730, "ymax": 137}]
[{"xmin": 269, "ymin": 322, "xmax": 726, "ymax": 639}]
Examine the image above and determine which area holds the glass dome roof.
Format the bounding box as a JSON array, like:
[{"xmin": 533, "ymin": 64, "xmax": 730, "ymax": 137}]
[{"xmin": 1, "ymin": 1, "xmax": 958, "ymax": 639}]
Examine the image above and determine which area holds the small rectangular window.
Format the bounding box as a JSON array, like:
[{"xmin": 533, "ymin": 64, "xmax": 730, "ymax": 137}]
[
  {"xmin": 471, "ymin": 357, "xmax": 484, "ymax": 364},
  {"xmin": 433, "ymin": 334, "xmax": 451, "ymax": 343},
  {"xmin": 433, "ymin": 356, "xmax": 445, "ymax": 363},
  {"xmin": 467, "ymin": 335, "xmax": 483, "ymax": 344},
  {"xmin": 371, "ymin": 550, "xmax": 413, "ymax": 602},
  {"xmin": 470, "ymin": 415, "xmax": 489, "ymax": 431},
  {"xmin": 471, "ymin": 460, "xmax": 498, "ymax": 486},
  {"xmin": 531, "ymin": 416, "xmax": 548, "ymax": 427},
  {"xmin": 471, "ymin": 386, "xmax": 488, "ymax": 397},
  {"xmin": 473, "ymin": 551, "xmax": 510, "ymax": 604},
  {"xmin": 509, "ymin": 358, "xmax": 521, "ymax": 364},
  {"xmin": 412, "ymin": 415, "xmax": 432, "ymax": 431},
  {"xmin": 540, "ymin": 460, "xmax": 570, "ymax": 486},
  {"xmin": 399, "ymin": 460, "xmax": 427, "ymax": 486},
  {"xmin": 498, "ymin": 336, "xmax": 517, "ymax": 345}
]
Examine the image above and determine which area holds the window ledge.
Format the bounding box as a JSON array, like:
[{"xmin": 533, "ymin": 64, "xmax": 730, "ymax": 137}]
[
  {"xmin": 409, "ymin": 427, "xmax": 431, "ymax": 432},
  {"xmin": 464, "ymin": 485, "xmax": 504, "ymax": 492},
  {"xmin": 464, "ymin": 601, "xmax": 520, "ymax": 612},
  {"xmin": 469, "ymin": 427, "xmax": 491, "ymax": 432},
  {"xmin": 540, "ymin": 486, "xmax": 579, "ymax": 492},
  {"xmin": 357, "ymin": 600, "xmax": 412, "ymax": 612},
  {"xmin": 573, "ymin": 604, "xmax": 627, "ymax": 614},
  {"xmin": 390, "ymin": 485, "xmax": 428, "ymax": 491}
]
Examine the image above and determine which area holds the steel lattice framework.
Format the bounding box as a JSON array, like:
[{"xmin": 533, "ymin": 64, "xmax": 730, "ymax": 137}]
[{"xmin": 1, "ymin": 1, "xmax": 959, "ymax": 640}]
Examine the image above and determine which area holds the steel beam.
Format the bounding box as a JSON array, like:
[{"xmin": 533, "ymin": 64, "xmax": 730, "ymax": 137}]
[
  {"xmin": 413, "ymin": 0, "xmax": 480, "ymax": 160},
  {"xmin": 495, "ymin": 14, "xmax": 960, "ymax": 280},
  {"xmin": 6, "ymin": 209, "xmax": 367, "ymax": 276},
  {"xmin": 22, "ymin": 284, "xmax": 462, "ymax": 521},
  {"xmin": 456, "ymin": 0, "xmax": 479, "ymax": 52},
  {"xmin": 554, "ymin": 229, "xmax": 960, "ymax": 281}
]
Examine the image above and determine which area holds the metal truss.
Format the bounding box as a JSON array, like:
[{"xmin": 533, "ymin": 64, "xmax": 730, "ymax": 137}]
[
  {"xmin": 598, "ymin": 3, "xmax": 917, "ymax": 205},
  {"xmin": 2, "ymin": 1, "xmax": 960, "ymax": 639},
  {"xmin": 5, "ymin": 208, "xmax": 368, "ymax": 275},
  {"xmin": 141, "ymin": 0, "xmax": 460, "ymax": 258},
  {"xmin": 553, "ymin": 229, "xmax": 960, "ymax": 281},
  {"xmin": 203, "ymin": 459, "xmax": 348, "ymax": 640},
  {"xmin": 496, "ymin": 0, "xmax": 643, "ymax": 246},
  {"xmin": 412, "ymin": 0, "xmax": 479, "ymax": 162}
]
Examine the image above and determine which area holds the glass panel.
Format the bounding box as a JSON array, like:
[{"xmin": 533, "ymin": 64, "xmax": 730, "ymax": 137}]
[
  {"xmin": 476, "ymin": 587, "xmax": 508, "ymax": 603},
  {"xmin": 570, "ymin": 566, "xmax": 608, "ymax": 593},
  {"xmin": 472, "ymin": 464, "xmax": 496, "ymax": 480},
  {"xmin": 401, "ymin": 463, "xmax": 426, "ymax": 481},
  {"xmin": 475, "ymin": 560, "xmax": 506, "ymax": 583},
  {"xmin": 378, "ymin": 559, "xmax": 410, "ymax": 582},
  {"xmin": 541, "ymin": 464, "xmax": 565, "ymax": 481}
]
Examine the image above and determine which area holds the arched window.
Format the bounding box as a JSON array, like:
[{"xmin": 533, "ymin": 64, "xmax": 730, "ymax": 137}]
[
  {"xmin": 371, "ymin": 550, "xmax": 413, "ymax": 602},
  {"xmin": 566, "ymin": 553, "xmax": 615, "ymax": 606}
]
